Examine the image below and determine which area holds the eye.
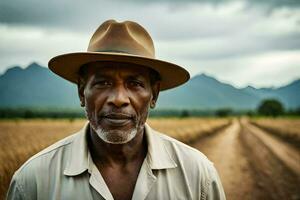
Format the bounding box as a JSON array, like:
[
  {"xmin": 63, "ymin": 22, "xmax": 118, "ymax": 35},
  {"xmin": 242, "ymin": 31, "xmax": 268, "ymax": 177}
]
[
  {"xmin": 93, "ymin": 80, "xmax": 112, "ymax": 88},
  {"xmin": 128, "ymin": 80, "xmax": 144, "ymax": 88}
]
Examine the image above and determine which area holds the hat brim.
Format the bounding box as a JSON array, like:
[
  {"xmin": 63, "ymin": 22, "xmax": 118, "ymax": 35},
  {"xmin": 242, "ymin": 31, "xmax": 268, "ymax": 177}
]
[{"xmin": 48, "ymin": 52, "xmax": 190, "ymax": 91}]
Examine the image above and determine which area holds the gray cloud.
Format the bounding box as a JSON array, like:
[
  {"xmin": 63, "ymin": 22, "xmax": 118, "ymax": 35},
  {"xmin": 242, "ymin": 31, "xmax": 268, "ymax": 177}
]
[
  {"xmin": 124, "ymin": 0, "xmax": 300, "ymax": 10},
  {"xmin": 164, "ymin": 32, "xmax": 300, "ymax": 61},
  {"xmin": 0, "ymin": 0, "xmax": 299, "ymax": 87},
  {"xmin": 0, "ymin": 0, "xmax": 299, "ymax": 31},
  {"xmin": 0, "ymin": 0, "xmax": 143, "ymax": 33}
]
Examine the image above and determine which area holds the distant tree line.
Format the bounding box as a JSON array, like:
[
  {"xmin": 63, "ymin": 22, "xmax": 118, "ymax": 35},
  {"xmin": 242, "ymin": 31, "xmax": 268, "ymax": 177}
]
[
  {"xmin": 0, "ymin": 108, "xmax": 85, "ymax": 119},
  {"xmin": 0, "ymin": 108, "xmax": 234, "ymax": 119},
  {"xmin": 257, "ymin": 99, "xmax": 284, "ymax": 117},
  {"xmin": 250, "ymin": 98, "xmax": 300, "ymax": 117},
  {"xmin": 0, "ymin": 99, "xmax": 299, "ymax": 119}
]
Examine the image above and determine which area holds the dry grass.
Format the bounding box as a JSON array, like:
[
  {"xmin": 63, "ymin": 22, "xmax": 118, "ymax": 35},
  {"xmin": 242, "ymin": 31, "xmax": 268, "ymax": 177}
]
[
  {"xmin": 251, "ymin": 118, "xmax": 300, "ymax": 148},
  {"xmin": 0, "ymin": 119, "xmax": 86, "ymax": 199},
  {"xmin": 148, "ymin": 118, "xmax": 230, "ymax": 143},
  {"xmin": 0, "ymin": 118, "xmax": 230, "ymax": 198}
]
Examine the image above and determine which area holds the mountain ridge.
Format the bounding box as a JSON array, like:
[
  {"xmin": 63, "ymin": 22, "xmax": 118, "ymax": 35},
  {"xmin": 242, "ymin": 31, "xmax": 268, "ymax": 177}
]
[{"xmin": 0, "ymin": 63, "xmax": 299, "ymax": 110}]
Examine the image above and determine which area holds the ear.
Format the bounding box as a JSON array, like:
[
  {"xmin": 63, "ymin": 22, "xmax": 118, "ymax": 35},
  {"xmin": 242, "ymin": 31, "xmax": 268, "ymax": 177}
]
[
  {"xmin": 150, "ymin": 81, "xmax": 160, "ymax": 109},
  {"xmin": 77, "ymin": 77, "xmax": 85, "ymax": 107}
]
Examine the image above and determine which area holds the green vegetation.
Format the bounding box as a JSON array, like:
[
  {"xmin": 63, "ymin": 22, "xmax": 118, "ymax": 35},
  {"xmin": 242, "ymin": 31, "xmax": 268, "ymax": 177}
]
[
  {"xmin": 257, "ymin": 99, "xmax": 284, "ymax": 117},
  {"xmin": 149, "ymin": 109, "xmax": 216, "ymax": 118},
  {"xmin": 1, "ymin": 101, "xmax": 299, "ymax": 119},
  {"xmin": 0, "ymin": 108, "xmax": 85, "ymax": 119},
  {"xmin": 215, "ymin": 108, "xmax": 233, "ymax": 117},
  {"xmin": 0, "ymin": 108, "xmax": 220, "ymax": 119}
]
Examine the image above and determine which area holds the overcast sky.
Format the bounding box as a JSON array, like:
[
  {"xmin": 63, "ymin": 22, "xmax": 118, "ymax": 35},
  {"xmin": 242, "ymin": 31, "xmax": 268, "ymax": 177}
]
[{"xmin": 0, "ymin": 0, "xmax": 299, "ymax": 88}]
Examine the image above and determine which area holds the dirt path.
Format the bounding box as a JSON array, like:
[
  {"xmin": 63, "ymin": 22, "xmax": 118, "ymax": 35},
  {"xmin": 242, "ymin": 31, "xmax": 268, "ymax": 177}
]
[
  {"xmin": 240, "ymin": 118, "xmax": 300, "ymax": 200},
  {"xmin": 191, "ymin": 119, "xmax": 300, "ymax": 200},
  {"xmin": 245, "ymin": 120, "xmax": 300, "ymax": 176}
]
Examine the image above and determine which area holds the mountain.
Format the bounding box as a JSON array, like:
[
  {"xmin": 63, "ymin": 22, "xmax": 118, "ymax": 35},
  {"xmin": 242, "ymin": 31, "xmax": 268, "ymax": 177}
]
[
  {"xmin": 0, "ymin": 63, "xmax": 299, "ymax": 110},
  {"xmin": 0, "ymin": 63, "xmax": 79, "ymax": 108},
  {"xmin": 157, "ymin": 74, "xmax": 259, "ymax": 110},
  {"xmin": 268, "ymin": 79, "xmax": 300, "ymax": 109},
  {"xmin": 241, "ymin": 80, "xmax": 300, "ymax": 109}
]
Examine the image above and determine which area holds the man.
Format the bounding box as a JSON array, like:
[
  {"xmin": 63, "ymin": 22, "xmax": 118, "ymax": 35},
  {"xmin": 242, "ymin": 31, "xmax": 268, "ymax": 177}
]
[{"xmin": 7, "ymin": 20, "xmax": 225, "ymax": 200}]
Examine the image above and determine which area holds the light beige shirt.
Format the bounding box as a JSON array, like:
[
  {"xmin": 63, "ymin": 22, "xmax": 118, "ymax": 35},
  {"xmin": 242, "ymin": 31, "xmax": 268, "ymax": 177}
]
[{"xmin": 7, "ymin": 123, "xmax": 226, "ymax": 200}]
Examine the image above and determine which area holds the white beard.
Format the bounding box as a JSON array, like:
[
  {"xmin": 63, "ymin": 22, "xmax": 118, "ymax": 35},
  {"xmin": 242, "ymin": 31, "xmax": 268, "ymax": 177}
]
[
  {"xmin": 85, "ymin": 108, "xmax": 140, "ymax": 144},
  {"xmin": 93, "ymin": 124, "xmax": 138, "ymax": 144}
]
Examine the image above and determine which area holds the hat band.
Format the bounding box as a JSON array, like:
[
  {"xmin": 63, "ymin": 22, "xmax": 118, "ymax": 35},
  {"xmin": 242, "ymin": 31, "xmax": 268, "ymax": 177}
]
[{"xmin": 94, "ymin": 50, "xmax": 130, "ymax": 54}]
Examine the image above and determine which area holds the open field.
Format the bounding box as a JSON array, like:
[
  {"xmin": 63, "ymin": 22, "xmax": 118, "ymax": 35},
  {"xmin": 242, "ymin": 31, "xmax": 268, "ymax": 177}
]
[
  {"xmin": 250, "ymin": 118, "xmax": 300, "ymax": 148},
  {"xmin": 0, "ymin": 118, "xmax": 230, "ymax": 199},
  {"xmin": 1, "ymin": 117, "xmax": 300, "ymax": 199}
]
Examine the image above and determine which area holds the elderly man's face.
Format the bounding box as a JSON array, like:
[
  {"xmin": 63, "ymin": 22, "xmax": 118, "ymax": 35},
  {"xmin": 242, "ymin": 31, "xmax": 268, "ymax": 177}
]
[{"xmin": 78, "ymin": 62, "xmax": 159, "ymax": 144}]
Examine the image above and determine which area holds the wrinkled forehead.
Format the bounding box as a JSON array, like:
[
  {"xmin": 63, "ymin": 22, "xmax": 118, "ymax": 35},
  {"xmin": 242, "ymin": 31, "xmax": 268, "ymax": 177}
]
[{"xmin": 80, "ymin": 61, "xmax": 152, "ymax": 79}]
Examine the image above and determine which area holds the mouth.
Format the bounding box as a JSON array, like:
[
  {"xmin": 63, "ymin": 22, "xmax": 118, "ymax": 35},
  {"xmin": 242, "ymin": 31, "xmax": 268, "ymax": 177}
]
[{"xmin": 100, "ymin": 113, "xmax": 134, "ymax": 126}]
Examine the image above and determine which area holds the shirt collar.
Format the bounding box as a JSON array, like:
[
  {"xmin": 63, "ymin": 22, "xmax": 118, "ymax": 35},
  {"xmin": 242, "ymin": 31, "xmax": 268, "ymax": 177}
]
[
  {"xmin": 64, "ymin": 122, "xmax": 177, "ymax": 176},
  {"xmin": 144, "ymin": 123, "xmax": 177, "ymax": 169},
  {"xmin": 64, "ymin": 122, "xmax": 90, "ymax": 176}
]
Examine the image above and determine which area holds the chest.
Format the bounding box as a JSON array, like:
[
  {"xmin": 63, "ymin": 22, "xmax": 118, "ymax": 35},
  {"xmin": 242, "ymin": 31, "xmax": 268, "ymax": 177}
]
[
  {"xmin": 99, "ymin": 165, "xmax": 141, "ymax": 200},
  {"xmin": 36, "ymin": 164, "xmax": 195, "ymax": 200}
]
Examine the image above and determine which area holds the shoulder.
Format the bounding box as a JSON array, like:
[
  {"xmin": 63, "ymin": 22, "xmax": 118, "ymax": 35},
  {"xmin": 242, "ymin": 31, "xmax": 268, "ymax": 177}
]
[
  {"xmin": 151, "ymin": 128, "xmax": 218, "ymax": 182},
  {"xmin": 151, "ymin": 129, "xmax": 226, "ymax": 199},
  {"xmin": 153, "ymin": 129, "xmax": 212, "ymax": 167},
  {"xmin": 7, "ymin": 132, "xmax": 79, "ymax": 198},
  {"xmin": 17, "ymin": 132, "xmax": 77, "ymax": 174}
]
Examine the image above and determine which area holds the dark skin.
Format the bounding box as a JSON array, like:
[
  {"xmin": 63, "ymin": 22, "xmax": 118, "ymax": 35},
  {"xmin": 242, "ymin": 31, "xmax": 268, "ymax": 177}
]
[{"xmin": 78, "ymin": 62, "xmax": 160, "ymax": 200}]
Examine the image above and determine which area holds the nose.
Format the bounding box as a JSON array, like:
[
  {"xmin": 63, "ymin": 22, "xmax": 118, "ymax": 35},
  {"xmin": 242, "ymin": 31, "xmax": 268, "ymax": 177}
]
[{"xmin": 107, "ymin": 84, "xmax": 130, "ymax": 108}]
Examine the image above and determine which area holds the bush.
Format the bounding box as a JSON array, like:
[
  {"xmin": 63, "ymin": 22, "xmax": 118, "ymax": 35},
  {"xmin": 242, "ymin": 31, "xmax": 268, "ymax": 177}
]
[
  {"xmin": 215, "ymin": 108, "xmax": 232, "ymax": 117},
  {"xmin": 180, "ymin": 110, "xmax": 190, "ymax": 118},
  {"xmin": 257, "ymin": 99, "xmax": 284, "ymax": 117}
]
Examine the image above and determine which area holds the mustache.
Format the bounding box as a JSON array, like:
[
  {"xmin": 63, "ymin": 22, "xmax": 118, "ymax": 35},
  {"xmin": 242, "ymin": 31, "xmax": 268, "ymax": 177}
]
[{"xmin": 98, "ymin": 111, "xmax": 137, "ymax": 120}]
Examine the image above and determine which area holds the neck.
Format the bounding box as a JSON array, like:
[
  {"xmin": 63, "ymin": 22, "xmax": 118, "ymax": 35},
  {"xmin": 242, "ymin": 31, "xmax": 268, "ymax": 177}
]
[{"xmin": 88, "ymin": 126, "xmax": 147, "ymax": 167}]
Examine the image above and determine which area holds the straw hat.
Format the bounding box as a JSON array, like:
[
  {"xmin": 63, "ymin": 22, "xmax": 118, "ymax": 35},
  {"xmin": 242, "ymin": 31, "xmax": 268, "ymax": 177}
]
[{"xmin": 48, "ymin": 19, "xmax": 190, "ymax": 90}]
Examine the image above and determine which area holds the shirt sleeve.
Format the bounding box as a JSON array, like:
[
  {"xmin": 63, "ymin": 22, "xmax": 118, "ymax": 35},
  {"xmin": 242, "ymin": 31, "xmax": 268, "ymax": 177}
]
[
  {"xmin": 6, "ymin": 175, "xmax": 27, "ymax": 200},
  {"xmin": 205, "ymin": 165, "xmax": 226, "ymax": 200}
]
